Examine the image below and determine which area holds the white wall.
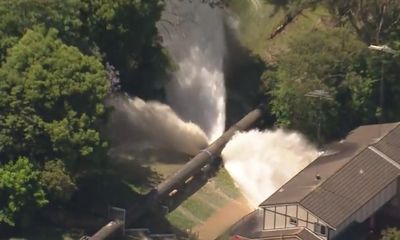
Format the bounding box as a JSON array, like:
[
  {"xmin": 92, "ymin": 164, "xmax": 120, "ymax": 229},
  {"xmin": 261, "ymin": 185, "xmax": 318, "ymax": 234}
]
[{"xmin": 263, "ymin": 204, "xmax": 328, "ymax": 239}]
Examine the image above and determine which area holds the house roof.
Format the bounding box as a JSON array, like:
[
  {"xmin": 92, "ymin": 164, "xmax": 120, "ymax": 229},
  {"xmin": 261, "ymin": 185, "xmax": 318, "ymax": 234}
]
[{"xmin": 260, "ymin": 122, "xmax": 400, "ymax": 228}]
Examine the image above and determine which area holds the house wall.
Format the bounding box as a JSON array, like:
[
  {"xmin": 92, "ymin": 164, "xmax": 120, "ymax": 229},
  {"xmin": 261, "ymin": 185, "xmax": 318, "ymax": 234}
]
[
  {"xmin": 263, "ymin": 204, "xmax": 329, "ymax": 239},
  {"xmin": 331, "ymin": 179, "xmax": 398, "ymax": 239}
]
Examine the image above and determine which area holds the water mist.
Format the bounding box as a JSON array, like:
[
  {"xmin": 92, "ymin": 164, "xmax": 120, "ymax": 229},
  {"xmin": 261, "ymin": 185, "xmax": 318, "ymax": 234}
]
[
  {"xmin": 106, "ymin": 95, "xmax": 208, "ymax": 157},
  {"xmin": 222, "ymin": 129, "xmax": 318, "ymax": 207},
  {"xmin": 159, "ymin": 0, "xmax": 226, "ymax": 141}
]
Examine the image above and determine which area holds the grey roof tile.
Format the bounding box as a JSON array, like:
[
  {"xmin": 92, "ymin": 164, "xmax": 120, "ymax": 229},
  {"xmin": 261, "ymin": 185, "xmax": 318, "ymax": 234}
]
[
  {"xmin": 301, "ymin": 148, "xmax": 399, "ymax": 227},
  {"xmin": 260, "ymin": 122, "xmax": 400, "ymax": 228}
]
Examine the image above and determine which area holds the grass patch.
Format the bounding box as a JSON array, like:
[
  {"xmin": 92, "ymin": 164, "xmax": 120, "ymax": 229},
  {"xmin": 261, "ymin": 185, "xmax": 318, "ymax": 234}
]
[
  {"xmin": 167, "ymin": 168, "xmax": 242, "ymax": 230},
  {"xmin": 181, "ymin": 197, "xmax": 215, "ymax": 221},
  {"xmin": 196, "ymin": 187, "xmax": 228, "ymax": 208},
  {"xmin": 213, "ymin": 168, "xmax": 241, "ymax": 199},
  {"xmin": 167, "ymin": 209, "xmax": 197, "ymax": 231}
]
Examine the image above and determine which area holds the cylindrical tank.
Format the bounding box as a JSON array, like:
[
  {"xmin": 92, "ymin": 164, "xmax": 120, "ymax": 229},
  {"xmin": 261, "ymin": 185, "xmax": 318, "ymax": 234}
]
[{"xmin": 90, "ymin": 220, "xmax": 123, "ymax": 240}]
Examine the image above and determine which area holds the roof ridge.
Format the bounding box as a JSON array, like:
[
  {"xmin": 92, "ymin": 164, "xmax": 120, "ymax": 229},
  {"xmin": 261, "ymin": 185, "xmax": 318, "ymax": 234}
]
[
  {"xmin": 260, "ymin": 123, "xmax": 400, "ymax": 208},
  {"xmin": 369, "ymin": 146, "xmax": 400, "ymax": 170},
  {"xmin": 294, "ymin": 124, "xmax": 400, "ymax": 227},
  {"xmin": 372, "ymin": 122, "xmax": 400, "ymax": 143},
  {"xmin": 297, "ymin": 147, "xmax": 391, "ymax": 228},
  {"xmin": 298, "ymin": 122, "xmax": 400, "ymax": 205}
]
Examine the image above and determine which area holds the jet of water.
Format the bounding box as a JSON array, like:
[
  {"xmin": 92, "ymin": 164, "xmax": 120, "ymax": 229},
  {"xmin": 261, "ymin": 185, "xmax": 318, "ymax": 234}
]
[
  {"xmin": 160, "ymin": 0, "xmax": 226, "ymax": 141},
  {"xmin": 222, "ymin": 129, "xmax": 318, "ymax": 207},
  {"xmin": 106, "ymin": 95, "xmax": 209, "ymax": 157}
]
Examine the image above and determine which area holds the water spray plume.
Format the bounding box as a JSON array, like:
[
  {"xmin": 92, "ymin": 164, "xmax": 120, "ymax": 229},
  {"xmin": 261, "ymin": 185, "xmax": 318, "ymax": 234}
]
[
  {"xmin": 160, "ymin": 0, "xmax": 226, "ymax": 141},
  {"xmin": 107, "ymin": 95, "xmax": 208, "ymax": 156},
  {"xmin": 222, "ymin": 129, "xmax": 318, "ymax": 207}
]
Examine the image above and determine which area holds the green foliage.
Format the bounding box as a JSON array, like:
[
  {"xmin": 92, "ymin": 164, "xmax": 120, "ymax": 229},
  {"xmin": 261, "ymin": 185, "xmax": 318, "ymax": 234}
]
[
  {"xmin": 323, "ymin": 0, "xmax": 400, "ymax": 43},
  {"xmin": 0, "ymin": 0, "xmax": 84, "ymax": 59},
  {"xmin": 263, "ymin": 0, "xmax": 400, "ymax": 44},
  {"xmin": 0, "ymin": 157, "xmax": 47, "ymax": 226},
  {"xmin": 0, "ymin": 0, "xmax": 171, "ymax": 230},
  {"xmin": 382, "ymin": 228, "xmax": 400, "ymax": 240},
  {"xmin": 265, "ymin": 28, "xmax": 375, "ymax": 141},
  {"xmin": 0, "ymin": 29, "xmax": 108, "ymax": 195},
  {"xmin": 77, "ymin": 0, "xmax": 169, "ymax": 96},
  {"xmin": 0, "ymin": 0, "xmax": 169, "ymax": 98},
  {"xmin": 40, "ymin": 160, "xmax": 76, "ymax": 202},
  {"xmin": 167, "ymin": 209, "xmax": 197, "ymax": 230},
  {"xmin": 181, "ymin": 197, "xmax": 215, "ymax": 221},
  {"xmin": 365, "ymin": 47, "xmax": 400, "ymax": 122}
]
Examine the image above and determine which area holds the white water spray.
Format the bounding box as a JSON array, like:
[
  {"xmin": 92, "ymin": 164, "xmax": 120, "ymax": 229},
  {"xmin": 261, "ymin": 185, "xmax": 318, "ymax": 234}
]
[
  {"xmin": 160, "ymin": 0, "xmax": 226, "ymax": 141},
  {"xmin": 107, "ymin": 95, "xmax": 208, "ymax": 156},
  {"xmin": 222, "ymin": 129, "xmax": 318, "ymax": 207}
]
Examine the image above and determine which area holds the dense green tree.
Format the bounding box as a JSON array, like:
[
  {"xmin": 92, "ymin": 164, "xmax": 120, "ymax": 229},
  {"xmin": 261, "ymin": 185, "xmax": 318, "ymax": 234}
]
[
  {"xmin": 323, "ymin": 0, "xmax": 400, "ymax": 44},
  {"xmin": 0, "ymin": 0, "xmax": 84, "ymax": 60},
  {"xmin": 382, "ymin": 228, "xmax": 400, "ymax": 240},
  {"xmin": 260, "ymin": 0, "xmax": 400, "ymax": 141},
  {"xmin": 261, "ymin": 0, "xmax": 400, "ymax": 44},
  {"xmin": 264, "ymin": 28, "xmax": 375, "ymax": 142},
  {"xmin": 77, "ymin": 0, "xmax": 169, "ymax": 97},
  {"xmin": 0, "ymin": 28, "xmax": 109, "ymax": 196},
  {"xmin": 0, "ymin": 0, "xmax": 170, "ymax": 98},
  {"xmin": 0, "ymin": 157, "xmax": 47, "ymax": 226},
  {"xmin": 366, "ymin": 46, "xmax": 400, "ymax": 122},
  {"xmin": 40, "ymin": 160, "xmax": 76, "ymax": 202}
]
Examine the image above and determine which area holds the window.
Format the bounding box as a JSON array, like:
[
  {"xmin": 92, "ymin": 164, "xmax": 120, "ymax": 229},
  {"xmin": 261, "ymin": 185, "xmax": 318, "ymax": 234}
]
[
  {"xmin": 289, "ymin": 217, "xmax": 298, "ymax": 225},
  {"xmin": 286, "ymin": 216, "xmax": 298, "ymax": 227},
  {"xmin": 314, "ymin": 223, "xmax": 327, "ymax": 236},
  {"xmin": 321, "ymin": 225, "xmax": 327, "ymax": 235}
]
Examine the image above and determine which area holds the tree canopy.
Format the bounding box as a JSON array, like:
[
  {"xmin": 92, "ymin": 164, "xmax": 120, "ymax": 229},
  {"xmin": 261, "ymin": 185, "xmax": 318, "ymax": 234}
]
[
  {"xmin": 0, "ymin": 157, "xmax": 47, "ymax": 227},
  {"xmin": 382, "ymin": 228, "xmax": 400, "ymax": 240},
  {"xmin": 262, "ymin": 0, "xmax": 400, "ymax": 45},
  {"xmin": 0, "ymin": 28, "xmax": 108, "ymax": 167},
  {"xmin": 264, "ymin": 28, "xmax": 376, "ymax": 141},
  {"xmin": 0, "ymin": 0, "xmax": 399, "ymax": 235},
  {"xmin": 259, "ymin": 0, "xmax": 400, "ymax": 143},
  {"xmin": 0, "ymin": 28, "xmax": 109, "ymax": 225},
  {"xmin": 0, "ymin": 0, "xmax": 171, "ymax": 230},
  {"xmin": 0, "ymin": 0, "xmax": 169, "ymax": 98}
]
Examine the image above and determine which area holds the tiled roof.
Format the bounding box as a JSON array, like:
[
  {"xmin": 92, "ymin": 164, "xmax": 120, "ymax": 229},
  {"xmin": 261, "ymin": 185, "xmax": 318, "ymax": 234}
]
[
  {"xmin": 260, "ymin": 122, "xmax": 400, "ymax": 228},
  {"xmin": 374, "ymin": 126, "xmax": 400, "ymax": 165},
  {"xmin": 301, "ymin": 148, "xmax": 399, "ymax": 227}
]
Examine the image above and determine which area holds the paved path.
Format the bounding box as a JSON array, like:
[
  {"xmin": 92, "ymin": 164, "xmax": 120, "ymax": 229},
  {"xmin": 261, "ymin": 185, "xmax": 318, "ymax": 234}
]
[{"xmin": 193, "ymin": 196, "xmax": 253, "ymax": 240}]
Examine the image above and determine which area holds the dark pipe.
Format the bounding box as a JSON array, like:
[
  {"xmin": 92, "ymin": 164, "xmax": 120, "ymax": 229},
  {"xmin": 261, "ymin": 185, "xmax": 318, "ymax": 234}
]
[
  {"xmin": 151, "ymin": 107, "xmax": 262, "ymax": 200},
  {"xmin": 89, "ymin": 107, "xmax": 263, "ymax": 240},
  {"xmin": 90, "ymin": 220, "xmax": 123, "ymax": 240}
]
